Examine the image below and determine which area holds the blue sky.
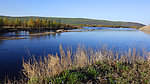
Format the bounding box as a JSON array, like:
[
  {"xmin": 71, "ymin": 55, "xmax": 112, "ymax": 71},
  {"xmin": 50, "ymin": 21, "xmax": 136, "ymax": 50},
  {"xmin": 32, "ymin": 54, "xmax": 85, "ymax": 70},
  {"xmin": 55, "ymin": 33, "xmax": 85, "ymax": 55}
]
[{"xmin": 0, "ymin": 0, "xmax": 150, "ymax": 25}]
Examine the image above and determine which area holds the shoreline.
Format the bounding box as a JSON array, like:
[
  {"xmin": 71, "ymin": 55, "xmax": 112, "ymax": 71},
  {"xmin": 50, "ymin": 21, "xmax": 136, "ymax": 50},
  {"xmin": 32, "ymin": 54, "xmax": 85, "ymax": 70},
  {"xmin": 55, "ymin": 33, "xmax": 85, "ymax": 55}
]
[
  {"xmin": 0, "ymin": 26, "xmax": 82, "ymax": 33},
  {"xmin": 0, "ymin": 29, "xmax": 82, "ymax": 40},
  {"xmin": 0, "ymin": 27, "xmax": 140, "ymax": 40}
]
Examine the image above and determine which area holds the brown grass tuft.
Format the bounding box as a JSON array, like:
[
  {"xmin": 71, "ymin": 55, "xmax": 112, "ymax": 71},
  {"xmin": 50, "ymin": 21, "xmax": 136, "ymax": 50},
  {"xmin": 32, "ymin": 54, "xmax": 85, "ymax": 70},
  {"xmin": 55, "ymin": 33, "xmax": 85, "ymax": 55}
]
[{"xmin": 4, "ymin": 45, "xmax": 150, "ymax": 83}]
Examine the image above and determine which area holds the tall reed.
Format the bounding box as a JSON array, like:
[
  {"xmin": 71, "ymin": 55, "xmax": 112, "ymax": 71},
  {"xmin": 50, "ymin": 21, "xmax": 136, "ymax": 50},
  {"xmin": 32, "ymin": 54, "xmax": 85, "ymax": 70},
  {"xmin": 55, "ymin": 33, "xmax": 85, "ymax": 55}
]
[{"xmin": 4, "ymin": 45, "xmax": 150, "ymax": 84}]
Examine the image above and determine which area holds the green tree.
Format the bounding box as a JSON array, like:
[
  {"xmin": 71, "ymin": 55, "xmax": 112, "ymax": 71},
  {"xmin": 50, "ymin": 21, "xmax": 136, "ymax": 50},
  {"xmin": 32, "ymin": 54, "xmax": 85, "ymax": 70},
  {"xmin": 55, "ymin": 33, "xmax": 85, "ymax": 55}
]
[
  {"xmin": 0, "ymin": 18, "xmax": 4, "ymax": 28},
  {"xmin": 56, "ymin": 23, "xmax": 62, "ymax": 28},
  {"xmin": 8, "ymin": 20, "xmax": 15, "ymax": 27},
  {"xmin": 46, "ymin": 20, "xmax": 51, "ymax": 27},
  {"xmin": 23, "ymin": 20, "xmax": 27, "ymax": 27},
  {"xmin": 42, "ymin": 19, "xmax": 47, "ymax": 27},
  {"xmin": 14, "ymin": 19, "xmax": 18, "ymax": 27},
  {"xmin": 52, "ymin": 20, "xmax": 56, "ymax": 28},
  {"xmin": 39, "ymin": 20, "xmax": 42, "ymax": 27},
  {"xmin": 18, "ymin": 19, "xmax": 21, "ymax": 26},
  {"xmin": 3, "ymin": 18, "xmax": 9, "ymax": 26},
  {"xmin": 28, "ymin": 19, "xmax": 35, "ymax": 28}
]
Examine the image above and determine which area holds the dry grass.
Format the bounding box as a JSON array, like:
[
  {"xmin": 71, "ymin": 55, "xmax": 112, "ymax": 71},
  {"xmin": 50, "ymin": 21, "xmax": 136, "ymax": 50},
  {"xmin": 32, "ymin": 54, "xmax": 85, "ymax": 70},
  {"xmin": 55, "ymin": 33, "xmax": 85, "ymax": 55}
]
[{"xmin": 4, "ymin": 45, "xmax": 150, "ymax": 84}]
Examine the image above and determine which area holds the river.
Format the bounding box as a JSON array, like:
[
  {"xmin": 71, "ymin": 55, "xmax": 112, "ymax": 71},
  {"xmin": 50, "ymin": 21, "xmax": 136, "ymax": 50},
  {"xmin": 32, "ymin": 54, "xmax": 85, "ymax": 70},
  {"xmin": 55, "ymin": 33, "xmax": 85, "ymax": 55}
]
[{"xmin": 0, "ymin": 27, "xmax": 150, "ymax": 81}]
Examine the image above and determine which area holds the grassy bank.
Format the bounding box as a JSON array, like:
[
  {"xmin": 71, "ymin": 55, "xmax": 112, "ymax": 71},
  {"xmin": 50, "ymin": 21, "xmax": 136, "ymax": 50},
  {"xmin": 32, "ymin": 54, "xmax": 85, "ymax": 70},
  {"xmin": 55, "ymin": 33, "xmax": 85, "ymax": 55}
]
[{"xmin": 4, "ymin": 45, "xmax": 150, "ymax": 84}]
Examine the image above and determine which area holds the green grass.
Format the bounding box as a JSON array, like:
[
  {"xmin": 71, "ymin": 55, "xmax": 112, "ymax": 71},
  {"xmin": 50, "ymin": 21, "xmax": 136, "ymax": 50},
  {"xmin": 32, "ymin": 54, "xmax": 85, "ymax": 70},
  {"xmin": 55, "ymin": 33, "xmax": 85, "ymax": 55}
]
[{"xmin": 27, "ymin": 60, "xmax": 150, "ymax": 84}]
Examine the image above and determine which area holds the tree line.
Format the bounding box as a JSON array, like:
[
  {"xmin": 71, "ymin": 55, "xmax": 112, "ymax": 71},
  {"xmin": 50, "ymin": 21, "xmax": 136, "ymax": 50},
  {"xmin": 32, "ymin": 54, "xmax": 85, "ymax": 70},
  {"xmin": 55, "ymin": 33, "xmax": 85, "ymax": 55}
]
[
  {"xmin": 73, "ymin": 24, "xmax": 140, "ymax": 29},
  {"xmin": 0, "ymin": 17, "xmax": 140, "ymax": 29},
  {"xmin": 0, "ymin": 18, "xmax": 77, "ymax": 29}
]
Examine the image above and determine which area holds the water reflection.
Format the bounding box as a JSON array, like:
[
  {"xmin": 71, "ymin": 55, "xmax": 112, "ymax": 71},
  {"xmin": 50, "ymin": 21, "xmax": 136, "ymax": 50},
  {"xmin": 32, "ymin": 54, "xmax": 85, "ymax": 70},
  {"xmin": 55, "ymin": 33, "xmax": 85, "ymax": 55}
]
[
  {"xmin": 31, "ymin": 32, "xmax": 61, "ymax": 40},
  {"xmin": 0, "ymin": 40, "xmax": 4, "ymax": 46},
  {"xmin": 140, "ymin": 30, "xmax": 150, "ymax": 35},
  {"xmin": 0, "ymin": 30, "xmax": 62, "ymax": 40}
]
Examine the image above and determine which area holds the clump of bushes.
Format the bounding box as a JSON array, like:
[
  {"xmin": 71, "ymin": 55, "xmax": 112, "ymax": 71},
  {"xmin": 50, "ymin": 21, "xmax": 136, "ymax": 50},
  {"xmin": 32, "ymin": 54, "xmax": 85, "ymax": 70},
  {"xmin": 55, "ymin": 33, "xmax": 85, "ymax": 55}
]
[{"xmin": 4, "ymin": 45, "xmax": 150, "ymax": 84}]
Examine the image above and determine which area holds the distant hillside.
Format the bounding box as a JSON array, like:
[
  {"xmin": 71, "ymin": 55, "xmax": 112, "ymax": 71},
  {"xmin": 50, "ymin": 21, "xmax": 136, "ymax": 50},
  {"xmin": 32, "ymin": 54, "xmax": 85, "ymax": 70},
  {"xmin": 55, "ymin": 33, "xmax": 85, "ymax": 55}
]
[
  {"xmin": 0, "ymin": 15, "xmax": 145, "ymax": 27},
  {"xmin": 140, "ymin": 25, "xmax": 150, "ymax": 30}
]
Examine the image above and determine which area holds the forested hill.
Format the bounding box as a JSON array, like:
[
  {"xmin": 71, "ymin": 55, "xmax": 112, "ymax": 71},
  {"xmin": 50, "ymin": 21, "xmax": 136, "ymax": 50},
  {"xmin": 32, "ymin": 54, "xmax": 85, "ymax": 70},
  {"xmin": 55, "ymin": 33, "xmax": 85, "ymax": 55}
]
[{"xmin": 0, "ymin": 15, "xmax": 145, "ymax": 27}]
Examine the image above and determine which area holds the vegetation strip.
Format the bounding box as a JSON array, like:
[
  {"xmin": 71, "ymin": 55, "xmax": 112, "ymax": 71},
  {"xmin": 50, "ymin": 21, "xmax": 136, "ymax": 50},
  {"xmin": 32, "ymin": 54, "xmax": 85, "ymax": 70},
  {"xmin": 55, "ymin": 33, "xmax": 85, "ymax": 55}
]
[
  {"xmin": 0, "ymin": 16, "xmax": 145, "ymax": 28},
  {"xmin": 4, "ymin": 45, "xmax": 150, "ymax": 84},
  {"xmin": 0, "ymin": 17, "xmax": 81, "ymax": 33}
]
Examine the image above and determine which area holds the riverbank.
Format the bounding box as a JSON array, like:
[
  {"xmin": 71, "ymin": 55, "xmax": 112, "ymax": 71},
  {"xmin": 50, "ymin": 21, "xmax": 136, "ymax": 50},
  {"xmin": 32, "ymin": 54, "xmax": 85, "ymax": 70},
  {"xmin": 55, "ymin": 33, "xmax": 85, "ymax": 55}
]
[
  {"xmin": 0, "ymin": 26, "xmax": 82, "ymax": 33},
  {"xmin": 0, "ymin": 37, "xmax": 35, "ymax": 40},
  {"xmin": 4, "ymin": 46, "xmax": 150, "ymax": 84},
  {"xmin": 0, "ymin": 29, "xmax": 82, "ymax": 40}
]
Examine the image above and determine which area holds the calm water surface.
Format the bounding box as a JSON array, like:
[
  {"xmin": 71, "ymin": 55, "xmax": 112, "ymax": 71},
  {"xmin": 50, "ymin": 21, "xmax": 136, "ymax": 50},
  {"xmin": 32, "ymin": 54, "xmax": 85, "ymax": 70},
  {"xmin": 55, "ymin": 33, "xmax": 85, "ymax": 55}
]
[{"xmin": 0, "ymin": 27, "xmax": 150, "ymax": 80}]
